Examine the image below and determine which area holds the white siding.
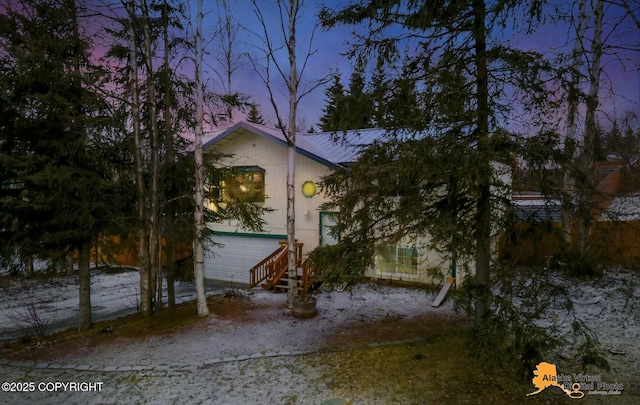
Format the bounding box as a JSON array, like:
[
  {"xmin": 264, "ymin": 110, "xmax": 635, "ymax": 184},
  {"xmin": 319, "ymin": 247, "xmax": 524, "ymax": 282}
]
[
  {"xmin": 204, "ymin": 235, "xmax": 281, "ymax": 285},
  {"xmin": 208, "ymin": 131, "xmax": 332, "ymax": 256},
  {"xmin": 205, "ymin": 126, "xmax": 487, "ymax": 287}
]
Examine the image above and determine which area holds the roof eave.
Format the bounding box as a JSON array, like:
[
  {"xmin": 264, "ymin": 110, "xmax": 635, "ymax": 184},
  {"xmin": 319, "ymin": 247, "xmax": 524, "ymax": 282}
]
[{"xmin": 204, "ymin": 121, "xmax": 342, "ymax": 169}]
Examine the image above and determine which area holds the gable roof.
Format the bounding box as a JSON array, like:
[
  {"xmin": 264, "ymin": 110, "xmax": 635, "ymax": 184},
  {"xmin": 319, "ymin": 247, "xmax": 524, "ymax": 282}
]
[{"xmin": 203, "ymin": 121, "xmax": 382, "ymax": 169}]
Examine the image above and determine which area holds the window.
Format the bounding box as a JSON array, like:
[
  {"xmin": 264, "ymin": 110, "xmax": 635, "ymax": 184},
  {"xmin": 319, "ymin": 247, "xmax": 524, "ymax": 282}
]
[
  {"xmin": 222, "ymin": 166, "xmax": 265, "ymax": 203},
  {"xmin": 319, "ymin": 212, "xmax": 340, "ymax": 246},
  {"xmin": 377, "ymin": 244, "xmax": 418, "ymax": 275}
]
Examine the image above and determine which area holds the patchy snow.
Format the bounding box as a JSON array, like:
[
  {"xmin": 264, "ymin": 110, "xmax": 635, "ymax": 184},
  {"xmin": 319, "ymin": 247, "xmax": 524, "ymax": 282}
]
[
  {"xmin": 3, "ymin": 280, "xmax": 456, "ymax": 366},
  {"xmin": 599, "ymin": 195, "xmax": 640, "ymax": 221},
  {"xmin": 0, "ymin": 268, "xmax": 638, "ymax": 404},
  {"xmin": 538, "ymin": 270, "xmax": 640, "ymax": 388},
  {"xmin": 0, "ymin": 268, "xmax": 221, "ymax": 340}
]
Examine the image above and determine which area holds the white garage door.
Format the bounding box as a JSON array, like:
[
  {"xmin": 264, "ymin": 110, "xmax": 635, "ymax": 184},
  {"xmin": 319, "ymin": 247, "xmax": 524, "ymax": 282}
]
[{"xmin": 204, "ymin": 234, "xmax": 282, "ymax": 285}]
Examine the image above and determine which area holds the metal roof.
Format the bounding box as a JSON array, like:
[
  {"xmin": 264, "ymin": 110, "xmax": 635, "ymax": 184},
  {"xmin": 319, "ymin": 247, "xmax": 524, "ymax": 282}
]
[{"xmin": 512, "ymin": 199, "xmax": 563, "ymax": 223}]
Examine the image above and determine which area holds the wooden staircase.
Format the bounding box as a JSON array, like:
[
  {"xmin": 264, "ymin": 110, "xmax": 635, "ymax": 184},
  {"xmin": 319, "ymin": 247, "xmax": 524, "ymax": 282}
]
[{"xmin": 249, "ymin": 241, "xmax": 315, "ymax": 295}]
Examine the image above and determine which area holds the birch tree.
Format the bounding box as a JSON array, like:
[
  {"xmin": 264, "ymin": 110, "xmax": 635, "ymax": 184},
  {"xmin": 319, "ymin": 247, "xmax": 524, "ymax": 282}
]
[
  {"xmin": 577, "ymin": 0, "xmax": 603, "ymax": 257},
  {"xmin": 193, "ymin": 0, "xmax": 208, "ymax": 316},
  {"xmin": 251, "ymin": 0, "xmax": 326, "ymax": 308},
  {"xmin": 139, "ymin": 0, "xmax": 163, "ymax": 310},
  {"xmin": 562, "ymin": 0, "xmax": 588, "ymax": 246},
  {"xmin": 0, "ymin": 0, "xmax": 116, "ymax": 329},
  {"xmin": 108, "ymin": 0, "xmax": 268, "ymax": 315},
  {"xmin": 557, "ymin": 0, "xmax": 639, "ymax": 271},
  {"xmin": 212, "ymin": 0, "xmax": 244, "ymax": 122}
]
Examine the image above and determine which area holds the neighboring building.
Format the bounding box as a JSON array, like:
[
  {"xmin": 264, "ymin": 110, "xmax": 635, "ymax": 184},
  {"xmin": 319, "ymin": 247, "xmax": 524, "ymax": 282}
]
[
  {"xmin": 503, "ymin": 158, "xmax": 640, "ymax": 265},
  {"xmin": 202, "ymin": 121, "xmax": 472, "ymax": 287}
]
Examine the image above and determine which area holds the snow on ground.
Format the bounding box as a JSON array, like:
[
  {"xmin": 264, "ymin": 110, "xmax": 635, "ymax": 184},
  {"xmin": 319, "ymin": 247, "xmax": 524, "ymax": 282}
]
[
  {"xmin": 0, "ymin": 268, "xmax": 638, "ymax": 404},
  {"xmin": 0, "ymin": 268, "xmax": 221, "ymax": 341},
  {"xmin": 4, "ymin": 278, "xmax": 458, "ymax": 367},
  {"xmin": 544, "ymin": 270, "xmax": 640, "ymax": 386}
]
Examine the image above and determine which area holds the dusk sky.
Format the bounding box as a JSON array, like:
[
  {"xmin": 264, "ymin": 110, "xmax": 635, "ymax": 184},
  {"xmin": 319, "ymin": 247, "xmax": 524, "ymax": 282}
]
[
  {"xmin": 6, "ymin": 0, "xmax": 637, "ymax": 132},
  {"xmin": 192, "ymin": 0, "xmax": 639, "ymax": 132}
]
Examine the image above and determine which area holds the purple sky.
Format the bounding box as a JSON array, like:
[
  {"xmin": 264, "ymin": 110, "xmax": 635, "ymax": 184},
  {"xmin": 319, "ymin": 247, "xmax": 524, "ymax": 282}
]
[
  {"xmin": 4, "ymin": 0, "xmax": 636, "ymax": 132},
  {"xmin": 201, "ymin": 0, "xmax": 638, "ymax": 131}
]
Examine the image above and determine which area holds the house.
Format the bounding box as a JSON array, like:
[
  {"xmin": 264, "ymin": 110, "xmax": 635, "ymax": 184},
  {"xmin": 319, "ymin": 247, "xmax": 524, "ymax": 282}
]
[
  {"xmin": 502, "ymin": 158, "xmax": 640, "ymax": 265},
  {"xmin": 202, "ymin": 121, "xmax": 468, "ymax": 288}
]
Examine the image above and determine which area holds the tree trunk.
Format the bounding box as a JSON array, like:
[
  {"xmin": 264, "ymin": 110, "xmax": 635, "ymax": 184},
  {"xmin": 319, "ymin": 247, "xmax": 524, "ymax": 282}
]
[
  {"xmin": 286, "ymin": 144, "xmax": 297, "ymax": 308},
  {"xmin": 578, "ymin": 0, "xmax": 603, "ymax": 257},
  {"xmin": 472, "ymin": 0, "xmax": 490, "ymax": 326},
  {"xmin": 563, "ymin": 0, "xmax": 587, "ymax": 248},
  {"xmin": 141, "ymin": 0, "xmax": 161, "ymax": 311},
  {"xmin": 25, "ymin": 256, "xmax": 33, "ymax": 277},
  {"xmin": 78, "ymin": 241, "xmax": 92, "ymax": 330},
  {"xmin": 286, "ymin": 0, "xmax": 300, "ymax": 309},
  {"xmin": 193, "ymin": 0, "xmax": 209, "ymax": 316},
  {"xmin": 162, "ymin": 0, "xmax": 175, "ymax": 309},
  {"xmin": 156, "ymin": 237, "xmax": 163, "ymax": 311},
  {"xmin": 166, "ymin": 236, "xmax": 176, "ymax": 309},
  {"xmin": 65, "ymin": 251, "xmax": 74, "ymax": 276},
  {"xmin": 127, "ymin": 0, "xmax": 152, "ymax": 317}
]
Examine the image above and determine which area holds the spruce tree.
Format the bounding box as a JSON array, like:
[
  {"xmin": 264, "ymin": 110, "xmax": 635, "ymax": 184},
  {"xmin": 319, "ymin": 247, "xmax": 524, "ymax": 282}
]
[
  {"xmin": 343, "ymin": 60, "xmax": 373, "ymax": 129},
  {"xmin": 319, "ymin": 66, "xmax": 375, "ymax": 132},
  {"xmin": 246, "ymin": 103, "xmax": 266, "ymax": 125},
  {"xmin": 0, "ymin": 0, "xmax": 117, "ymax": 330},
  {"xmin": 315, "ymin": 0, "xmax": 597, "ymax": 372},
  {"xmin": 319, "ymin": 72, "xmax": 346, "ymax": 131}
]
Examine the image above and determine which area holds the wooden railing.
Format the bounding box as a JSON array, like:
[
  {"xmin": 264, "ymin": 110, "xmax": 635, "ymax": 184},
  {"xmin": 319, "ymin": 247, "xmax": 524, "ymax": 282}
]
[
  {"xmin": 261, "ymin": 250, "xmax": 288, "ymax": 290},
  {"xmin": 249, "ymin": 245, "xmax": 287, "ymax": 288},
  {"xmin": 288, "ymin": 241, "xmax": 304, "ymax": 267},
  {"xmin": 249, "ymin": 240, "xmax": 315, "ymax": 294},
  {"xmin": 299, "ymin": 259, "xmax": 315, "ymax": 296}
]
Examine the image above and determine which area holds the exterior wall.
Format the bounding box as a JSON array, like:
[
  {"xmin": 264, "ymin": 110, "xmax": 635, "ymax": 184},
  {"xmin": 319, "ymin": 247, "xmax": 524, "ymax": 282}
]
[
  {"xmin": 500, "ymin": 222, "xmax": 565, "ymax": 265},
  {"xmin": 204, "ymin": 234, "xmax": 281, "ymax": 285},
  {"xmin": 500, "ymin": 220, "xmax": 640, "ymax": 266},
  {"xmin": 365, "ymin": 249, "xmax": 451, "ymax": 285},
  {"xmin": 207, "ymin": 131, "xmax": 333, "ymax": 262},
  {"xmin": 205, "ymin": 128, "xmax": 501, "ymax": 287},
  {"xmin": 364, "ymin": 235, "xmax": 473, "ymax": 287},
  {"xmin": 591, "ymin": 220, "xmax": 640, "ymax": 265}
]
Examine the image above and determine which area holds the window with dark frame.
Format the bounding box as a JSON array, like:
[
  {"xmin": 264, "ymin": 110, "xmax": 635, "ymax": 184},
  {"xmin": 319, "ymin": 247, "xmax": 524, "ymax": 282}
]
[
  {"xmin": 377, "ymin": 244, "xmax": 418, "ymax": 275},
  {"xmin": 222, "ymin": 166, "xmax": 265, "ymax": 203}
]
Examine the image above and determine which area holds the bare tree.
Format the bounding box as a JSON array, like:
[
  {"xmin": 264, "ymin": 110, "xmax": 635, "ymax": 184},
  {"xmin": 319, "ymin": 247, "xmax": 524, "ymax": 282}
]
[
  {"xmin": 212, "ymin": 0, "xmax": 244, "ymax": 123},
  {"xmin": 250, "ymin": 0, "xmax": 327, "ymax": 308},
  {"xmin": 577, "ymin": 0, "xmax": 604, "ymax": 255},
  {"xmin": 126, "ymin": 0, "xmax": 152, "ymax": 317},
  {"xmin": 562, "ymin": 0, "xmax": 587, "ymax": 245},
  {"xmin": 193, "ymin": 0, "xmax": 209, "ymax": 316},
  {"xmin": 559, "ymin": 0, "xmax": 637, "ymax": 265}
]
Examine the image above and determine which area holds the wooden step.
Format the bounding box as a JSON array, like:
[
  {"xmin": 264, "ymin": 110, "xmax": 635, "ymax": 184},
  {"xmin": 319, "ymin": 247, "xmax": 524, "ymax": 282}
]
[{"xmin": 272, "ymin": 285, "xmax": 307, "ymax": 293}]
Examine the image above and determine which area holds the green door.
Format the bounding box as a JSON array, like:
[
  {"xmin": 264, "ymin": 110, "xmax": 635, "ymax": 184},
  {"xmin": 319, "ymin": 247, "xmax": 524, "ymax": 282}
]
[{"xmin": 319, "ymin": 212, "xmax": 339, "ymax": 246}]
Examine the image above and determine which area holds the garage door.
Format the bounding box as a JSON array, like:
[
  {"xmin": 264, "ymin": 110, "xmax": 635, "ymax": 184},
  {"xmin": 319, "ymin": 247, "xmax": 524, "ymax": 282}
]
[{"xmin": 204, "ymin": 234, "xmax": 282, "ymax": 285}]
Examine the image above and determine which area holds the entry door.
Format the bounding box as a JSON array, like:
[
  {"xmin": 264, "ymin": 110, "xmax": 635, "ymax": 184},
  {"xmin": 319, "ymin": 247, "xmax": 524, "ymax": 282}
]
[{"xmin": 319, "ymin": 212, "xmax": 339, "ymax": 246}]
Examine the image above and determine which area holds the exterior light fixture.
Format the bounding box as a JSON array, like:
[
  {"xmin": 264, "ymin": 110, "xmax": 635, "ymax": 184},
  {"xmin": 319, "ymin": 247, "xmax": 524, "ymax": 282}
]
[{"xmin": 301, "ymin": 181, "xmax": 316, "ymax": 198}]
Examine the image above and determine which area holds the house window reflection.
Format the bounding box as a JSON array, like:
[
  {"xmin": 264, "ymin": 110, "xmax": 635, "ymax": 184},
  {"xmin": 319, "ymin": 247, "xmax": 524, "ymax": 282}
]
[{"xmin": 223, "ymin": 166, "xmax": 265, "ymax": 203}]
